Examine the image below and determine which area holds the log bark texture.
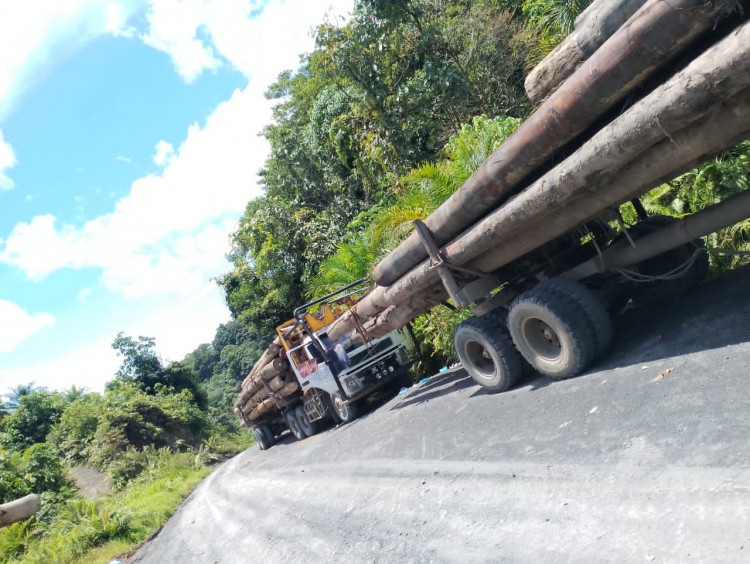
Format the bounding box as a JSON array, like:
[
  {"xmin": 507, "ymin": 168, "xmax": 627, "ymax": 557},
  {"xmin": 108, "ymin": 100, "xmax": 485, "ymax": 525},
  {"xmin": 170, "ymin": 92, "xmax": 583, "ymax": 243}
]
[
  {"xmin": 525, "ymin": 0, "xmax": 648, "ymax": 104},
  {"xmin": 240, "ymin": 339, "xmax": 281, "ymax": 389},
  {"xmin": 0, "ymin": 494, "xmax": 40, "ymax": 527},
  {"xmin": 372, "ymin": 0, "xmax": 744, "ymax": 288},
  {"xmin": 331, "ymin": 20, "xmax": 750, "ymax": 340},
  {"xmin": 470, "ymin": 87, "xmax": 750, "ymax": 277},
  {"xmin": 259, "ymin": 358, "xmax": 289, "ymax": 381}
]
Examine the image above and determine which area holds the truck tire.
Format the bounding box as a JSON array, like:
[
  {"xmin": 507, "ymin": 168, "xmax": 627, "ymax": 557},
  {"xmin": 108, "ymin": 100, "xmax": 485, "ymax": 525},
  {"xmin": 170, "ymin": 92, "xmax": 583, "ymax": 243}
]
[
  {"xmin": 255, "ymin": 424, "xmax": 273, "ymax": 450},
  {"xmin": 286, "ymin": 410, "xmax": 305, "ymax": 440},
  {"xmin": 295, "ymin": 404, "xmax": 318, "ymax": 437},
  {"xmin": 535, "ymin": 278, "xmax": 613, "ymax": 357},
  {"xmin": 328, "ymin": 392, "xmax": 359, "ymax": 424},
  {"xmin": 252, "ymin": 428, "xmax": 265, "ymax": 450},
  {"xmin": 508, "ymin": 286, "xmax": 597, "ymax": 380},
  {"xmin": 453, "ymin": 316, "xmax": 523, "ymax": 393}
]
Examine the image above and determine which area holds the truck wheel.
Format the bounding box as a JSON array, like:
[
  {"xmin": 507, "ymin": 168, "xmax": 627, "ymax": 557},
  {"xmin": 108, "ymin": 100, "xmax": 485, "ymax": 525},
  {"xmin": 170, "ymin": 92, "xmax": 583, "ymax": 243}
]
[
  {"xmin": 252, "ymin": 428, "xmax": 266, "ymax": 450},
  {"xmin": 508, "ymin": 287, "xmax": 596, "ymax": 380},
  {"xmin": 453, "ymin": 316, "xmax": 523, "ymax": 393},
  {"xmin": 328, "ymin": 392, "xmax": 359, "ymax": 424},
  {"xmin": 296, "ymin": 405, "xmax": 318, "ymax": 437},
  {"xmin": 286, "ymin": 410, "xmax": 305, "ymax": 440},
  {"xmin": 535, "ymin": 278, "xmax": 613, "ymax": 357},
  {"xmin": 255, "ymin": 425, "xmax": 273, "ymax": 450}
]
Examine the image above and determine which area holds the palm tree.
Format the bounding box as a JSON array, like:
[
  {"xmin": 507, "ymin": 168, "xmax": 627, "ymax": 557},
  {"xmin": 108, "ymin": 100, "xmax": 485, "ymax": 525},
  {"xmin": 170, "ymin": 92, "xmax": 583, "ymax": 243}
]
[
  {"xmin": 5, "ymin": 382, "xmax": 41, "ymax": 410},
  {"xmin": 306, "ymin": 231, "xmax": 381, "ymax": 299},
  {"xmin": 525, "ymin": 0, "xmax": 593, "ymax": 68},
  {"xmin": 370, "ymin": 115, "xmax": 522, "ymax": 248},
  {"xmin": 64, "ymin": 385, "xmax": 89, "ymax": 403}
]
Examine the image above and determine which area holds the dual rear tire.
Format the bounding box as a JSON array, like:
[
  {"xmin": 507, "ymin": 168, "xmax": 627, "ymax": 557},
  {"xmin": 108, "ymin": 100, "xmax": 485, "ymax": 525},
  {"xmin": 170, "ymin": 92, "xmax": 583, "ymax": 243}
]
[
  {"xmin": 455, "ymin": 278, "xmax": 613, "ymax": 390},
  {"xmin": 286, "ymin": 404, "xmax": 320, "ymax": 441},
  {"xmin": 254, "ymin": 424, "xmax": 274, "ymax": 450}
]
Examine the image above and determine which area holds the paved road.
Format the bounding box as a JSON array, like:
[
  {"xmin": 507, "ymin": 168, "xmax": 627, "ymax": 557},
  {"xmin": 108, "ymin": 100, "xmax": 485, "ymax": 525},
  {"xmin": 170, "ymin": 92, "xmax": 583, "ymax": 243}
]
[{"xmin": 129, "ymin": 267, "xmax": 750, "ymax": 563}]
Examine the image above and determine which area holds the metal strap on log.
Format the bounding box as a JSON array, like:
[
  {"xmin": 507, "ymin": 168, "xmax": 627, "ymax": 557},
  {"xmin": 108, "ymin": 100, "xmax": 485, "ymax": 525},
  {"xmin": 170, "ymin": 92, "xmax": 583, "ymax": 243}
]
[{"xmin": 371, "ymin": 0, "xmax": 744, "ymax": 288}]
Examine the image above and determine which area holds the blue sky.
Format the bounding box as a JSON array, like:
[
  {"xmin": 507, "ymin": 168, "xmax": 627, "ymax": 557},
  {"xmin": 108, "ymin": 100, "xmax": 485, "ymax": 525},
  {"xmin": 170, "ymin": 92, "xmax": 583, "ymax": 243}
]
[{"xmin": 0, "ymin": 0, "xmax": 352, "ymax": 392}]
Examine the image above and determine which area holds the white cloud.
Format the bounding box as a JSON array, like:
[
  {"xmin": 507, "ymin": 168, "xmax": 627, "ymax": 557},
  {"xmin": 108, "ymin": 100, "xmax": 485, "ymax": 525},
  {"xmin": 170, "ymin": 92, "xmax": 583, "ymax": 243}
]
[
  {"xmin": 142, "ymin": 0, "xmax": 353, "ymax": 83},
  {"xmin": 0, "ymin": 285, "xmax": 227, "ymax": 392},
  {"xmin": 0, "ymin": 0, "xmax": 143, "ymax": 120},
  {"xmin": 129, "ymin": 282, "xmax": 229, "ymax": 363},
  {"xmin": 0, "ymin": 300, "xmax": 54, "ymax": 353},
  {"xmin": 141, "ymin": 0, "xmax": 222, "ymax": 82},
  {"xmin": 0, "ymin": 86, "xmax": 270, "ymax": 297},
  {"xmin": 0, "ymin": 0, "xmax": 355, "ymax": 374},
  {"xmin": 0, "ymin": 339, "xmax": 120, "ymax": 393},
  {"xmin": 0, "ymin": 129, "xmax": 17, "ymax": 190},
  {"xmin": 0, "ymin": 0, "xmax": 354, "ymax": 299},
  {"xmin": 152, "ymin": 140, "xmax": 174, "ymax": 166}
]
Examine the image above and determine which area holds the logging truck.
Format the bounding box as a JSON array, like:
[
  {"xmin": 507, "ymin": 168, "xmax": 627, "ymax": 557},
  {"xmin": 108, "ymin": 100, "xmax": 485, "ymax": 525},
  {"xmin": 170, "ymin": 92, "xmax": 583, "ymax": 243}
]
[
  {"xmin": 237, "ymin": 282, "xmax": 416, "ymax": 451},
  {"xmin": 239, "ymin": 0, "xmax": 750, "ymax": 435}
]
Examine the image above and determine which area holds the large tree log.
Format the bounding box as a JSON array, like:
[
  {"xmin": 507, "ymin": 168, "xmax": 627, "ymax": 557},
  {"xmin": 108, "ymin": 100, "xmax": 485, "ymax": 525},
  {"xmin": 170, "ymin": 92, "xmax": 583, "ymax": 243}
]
[
  {"xmin": 259, "ymin": 358, "xmax": 289, "ymax": 381},
  {"xmin": 333, "ymin": 21, "xmax": 750, "ymax": 338},
  {"xmin": 327, "ymin": 286, "xmax": 446, "ymax": 342},
  {"xmin": 268, "ymin": 371, "xmax": 295, "ymax": 393},
  {"xmin": 236, "ymin": 356, "xmax": 290, "ymax": 406},
  {"xmin": 371, "ymin": 0, "xmax": 744, "ymax": 288},
  {"xmin": 470, "ymin": 87, "xmax": 750, "ymax": 277},
  {"xmin": 525, "ymin": 0, "xmax": 648, "ymax": 104},
  {"xmin": 0, "ymin": 494, "xmax": 40, "ymax": 527},
  {"xmin": 240, "ymin": 339, "xmax": 281, "ymax": 388}
]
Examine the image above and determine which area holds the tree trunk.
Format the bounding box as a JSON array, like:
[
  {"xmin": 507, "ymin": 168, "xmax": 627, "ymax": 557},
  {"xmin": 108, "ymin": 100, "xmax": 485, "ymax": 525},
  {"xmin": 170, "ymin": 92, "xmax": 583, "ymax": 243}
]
[
  {"xmin": 371, "ymin": 0, "xmax": 744, "ymax": 288},
  {"xmin": 472, "ymin": 87, "xmax": 750, "ymax": 277},
  {"xmin": 525, "ymin": 0, "xmax": 648, "ymax": 104},
  {"xmin": 347, "ymin": 21, "xmax": 750, "ymax": 323},
  {"xmin": 259, "ymin": 358, "xmax": 289, "ymax": 381},
  {"xmin": 0, "ymin": 494, "xmax": 40, "ymax": 527},
  {"xmin": 240, "ymin": 339, "xmax": 281, "ymax": 388}
]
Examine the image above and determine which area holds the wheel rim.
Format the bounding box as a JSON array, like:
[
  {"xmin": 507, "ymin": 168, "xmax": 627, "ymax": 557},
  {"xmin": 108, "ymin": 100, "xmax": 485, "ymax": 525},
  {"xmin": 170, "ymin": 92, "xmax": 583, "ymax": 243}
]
[
  {"xmin": 463, "ymin": 340, "xmax": 498, "ymax": 382},
  {"xmin": 333, "ymin": 395, "xmax": 349, "ymax": 420},
  {"xmin": 521, "ymin": 317, "xmax": 562, "ymax": 361}
]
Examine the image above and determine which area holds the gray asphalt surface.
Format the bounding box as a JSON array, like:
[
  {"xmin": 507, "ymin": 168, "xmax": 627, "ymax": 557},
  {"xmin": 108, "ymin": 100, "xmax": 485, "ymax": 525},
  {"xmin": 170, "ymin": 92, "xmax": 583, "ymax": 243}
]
[{"xmin": 129, "ymin": 266, "xmax": 750, "ymax": 563}]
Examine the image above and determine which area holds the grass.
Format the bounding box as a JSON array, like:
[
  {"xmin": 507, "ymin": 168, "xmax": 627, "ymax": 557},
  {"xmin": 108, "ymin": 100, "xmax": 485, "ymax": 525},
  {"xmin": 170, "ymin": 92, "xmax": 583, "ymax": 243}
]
[{"xmin": 2, "ymin": 454, "xmax": 214, "ymax": 564}]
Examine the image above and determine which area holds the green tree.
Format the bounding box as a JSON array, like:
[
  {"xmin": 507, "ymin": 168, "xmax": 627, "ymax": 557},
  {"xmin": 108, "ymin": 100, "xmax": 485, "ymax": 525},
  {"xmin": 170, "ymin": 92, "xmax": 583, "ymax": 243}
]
[
  {"xmin": 1, "ymin": 390, "xmax": 67, "ymax": 450},
  {"xmin": 110, "ymin": 334, "xmax": 206, "ymax": 409},
  {"xmin": 219, "ymin": 1, "xmax": 533, "ymax": 336},
  {"xmin": 522, "ymin": 0, "xmax": 592, "ymax": 67}
]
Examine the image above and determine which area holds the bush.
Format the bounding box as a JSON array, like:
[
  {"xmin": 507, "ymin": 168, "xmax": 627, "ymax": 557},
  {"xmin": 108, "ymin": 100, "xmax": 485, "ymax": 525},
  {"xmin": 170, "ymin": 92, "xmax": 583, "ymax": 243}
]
[
  {"xmin": 47, "ymin": 394, "xmax": 105, "ymax": 464},
  {"xmin": 49, "ymin": 384, "xmax": 209, "ymax": 487},
  {"xmin": 0, "ymin": 391, "xmax": 67, "ymax": 451}
]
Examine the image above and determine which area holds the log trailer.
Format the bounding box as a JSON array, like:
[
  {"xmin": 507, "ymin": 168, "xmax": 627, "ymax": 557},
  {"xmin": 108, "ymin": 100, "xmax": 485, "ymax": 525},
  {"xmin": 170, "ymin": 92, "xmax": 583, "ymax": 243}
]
[
  {"xmin": 236, "ymin": 282, "xmax": 416, "ymax": 450},
  {"xmin": 239, "ymin": 0, "xmax": 750, "ymax": 439},
  {"xmin": 319, "ymin": 0, "xmax": 750, "ymax": 389}
]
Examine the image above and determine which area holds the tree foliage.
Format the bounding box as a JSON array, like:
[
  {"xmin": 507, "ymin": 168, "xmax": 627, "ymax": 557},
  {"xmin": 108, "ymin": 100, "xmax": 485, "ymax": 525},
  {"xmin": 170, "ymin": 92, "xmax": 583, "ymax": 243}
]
[
  {"xmin": 218, "ymin": 0, "xmax": 533, "ymax": 336},
  {"xmin": 110, "ymin": 333, "xmax": 206, "ymax": 409}
]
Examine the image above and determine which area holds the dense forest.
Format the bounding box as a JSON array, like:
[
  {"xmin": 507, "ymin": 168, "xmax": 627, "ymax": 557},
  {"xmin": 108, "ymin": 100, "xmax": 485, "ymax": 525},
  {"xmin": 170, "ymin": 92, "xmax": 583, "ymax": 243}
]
[{"xmin": 3, "ymin": 0, "xmax": 750, "ymax": 561}]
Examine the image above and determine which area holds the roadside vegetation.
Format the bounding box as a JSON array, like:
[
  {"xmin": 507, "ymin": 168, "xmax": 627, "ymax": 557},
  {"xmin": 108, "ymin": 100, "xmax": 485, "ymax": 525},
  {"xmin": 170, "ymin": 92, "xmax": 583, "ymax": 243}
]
[
  {"xmin": 4, "ymin": 0, "xmax": 750, "ymax": 561},
  {"xmin": 0, "ymin": 326, "xmax": 256, "ymax": 563},
  {"xmin": 218, "ymin": 0, "xmax": 750, "ymax": 369}
]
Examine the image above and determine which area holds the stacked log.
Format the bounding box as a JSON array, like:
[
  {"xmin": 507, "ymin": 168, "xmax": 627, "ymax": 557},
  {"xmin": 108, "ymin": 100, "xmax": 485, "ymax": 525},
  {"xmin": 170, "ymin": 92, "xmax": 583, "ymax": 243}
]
[
  {"xmin": 524, "ymin": 0, "xmax": 648, "ymax": 104},
  {"xmin": 371, "ymin": 0, "xmax": 744, "ymax": 288},
  {"xmin": 327, "ymin": 2, "xmax": 750, "ymax": 343},
  {"xmin": 238, "ymin": 0, "xmax": 750, "ymax": 422},
  {"xmin": 235, "ymin": 336, "xmax": 300, "ymax": 423}
]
